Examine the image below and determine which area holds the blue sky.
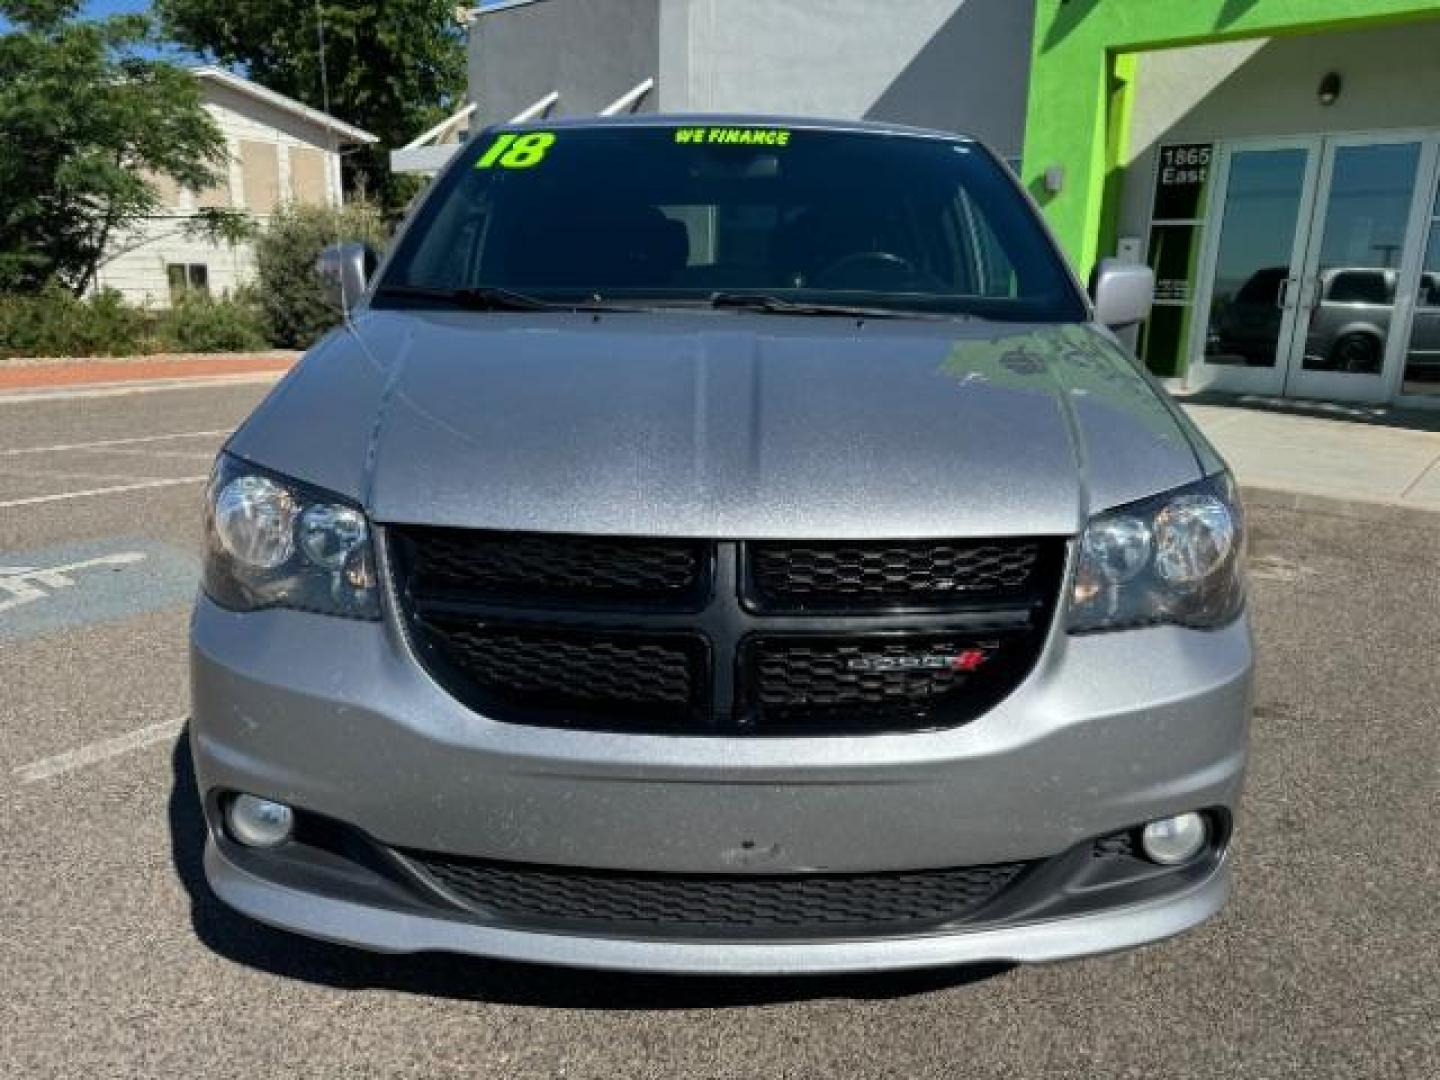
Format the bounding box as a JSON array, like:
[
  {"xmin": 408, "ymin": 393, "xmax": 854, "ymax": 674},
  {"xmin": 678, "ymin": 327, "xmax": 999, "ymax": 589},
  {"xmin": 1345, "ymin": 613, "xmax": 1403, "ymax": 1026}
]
[
  {"xmin": 85, "ymin": 0, "xmax": 150, "ymax": 13},
  {"xmin": 0, "ymin": 2, "xmax": 198, "ymax": 58},
  {"xmin": 0, "ymin": 1, "xmax": 145, "ymax": 31}
]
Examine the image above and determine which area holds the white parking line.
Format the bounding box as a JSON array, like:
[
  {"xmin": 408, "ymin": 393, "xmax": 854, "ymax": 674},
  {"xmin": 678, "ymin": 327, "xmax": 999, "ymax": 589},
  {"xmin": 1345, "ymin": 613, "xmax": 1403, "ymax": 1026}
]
[
  {"xmin": 16, "ymin": 717, "xmax": 186, "ymax": 783},
  {"xmin": 87, "ymin": 447, "xmax": 218, "ymax": 461},
  {"xmin": 0, "ymin": 429, "xmax": 230, "ymax": 457},
  {"xmin": 0, "ymin": 466, "xmax": 179, "ymax": 484},
  {"xmin": 0, "ymin": 476, "xmax": 208, "ymax": 510},
  {"xmin": 0, "ymin": 551, "xmax": 149, "ymax": 614},
  {"xmin": 0, "ymin": 371, "xmax": 282, "ymax": 405}
]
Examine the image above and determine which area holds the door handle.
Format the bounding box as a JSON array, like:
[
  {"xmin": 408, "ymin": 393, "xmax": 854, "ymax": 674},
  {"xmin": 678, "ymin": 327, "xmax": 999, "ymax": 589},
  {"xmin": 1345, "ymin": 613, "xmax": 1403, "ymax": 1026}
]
[{"xmin": 1275, "ymin": 277, "xmax": 1295, "ymax": 310}]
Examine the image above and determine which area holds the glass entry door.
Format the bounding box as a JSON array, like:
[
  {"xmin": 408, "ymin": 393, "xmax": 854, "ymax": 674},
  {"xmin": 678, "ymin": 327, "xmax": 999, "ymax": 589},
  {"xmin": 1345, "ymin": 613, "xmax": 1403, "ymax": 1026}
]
[
  {"xmin": 1190, "ymin": 140, "xmax": 1319, "ymax": 396},
  {"xmin": 1400, "ymin": 181, "xmax": 1440, "ymax": 397},
  {"xmin": 1285, "ymin": 137, "xmax": 1426, "ymax": 401},
  {"xmin": 1190, "ymin": 134, "xmax": 1439, "ymax": 402}
]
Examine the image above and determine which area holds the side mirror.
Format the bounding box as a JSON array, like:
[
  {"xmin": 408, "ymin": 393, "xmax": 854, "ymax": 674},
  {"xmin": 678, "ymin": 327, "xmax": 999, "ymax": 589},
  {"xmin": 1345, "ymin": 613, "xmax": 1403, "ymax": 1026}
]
[
  {"xmin": 1091, "ymin": 258, "xmax": 1155, "ymax": 330},
  {"xmin": 316, "ymin": 242, "xmax": 379, "ymax": 311}
]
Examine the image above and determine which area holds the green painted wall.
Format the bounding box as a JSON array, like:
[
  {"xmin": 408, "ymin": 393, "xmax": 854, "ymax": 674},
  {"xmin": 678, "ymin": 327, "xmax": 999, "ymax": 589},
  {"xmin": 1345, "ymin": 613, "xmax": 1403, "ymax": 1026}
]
[{"xmin": 1023, "ymin": 0, "xmax": 1440, "ymax": 278}]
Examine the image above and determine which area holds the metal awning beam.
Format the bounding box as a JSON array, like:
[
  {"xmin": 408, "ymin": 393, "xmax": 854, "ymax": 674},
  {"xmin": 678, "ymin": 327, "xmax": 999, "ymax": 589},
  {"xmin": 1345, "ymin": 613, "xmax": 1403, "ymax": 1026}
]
[
  {"xmin": 402, "ymin": 102, "xmax": 479, "ymax": 151},
  {"xmin": 599, "ymin": 77, "xmax": 655, "ymax": 116},
  {"xmin": 510, "ymin": 91, "xmax": 560, "ymax": 123}
]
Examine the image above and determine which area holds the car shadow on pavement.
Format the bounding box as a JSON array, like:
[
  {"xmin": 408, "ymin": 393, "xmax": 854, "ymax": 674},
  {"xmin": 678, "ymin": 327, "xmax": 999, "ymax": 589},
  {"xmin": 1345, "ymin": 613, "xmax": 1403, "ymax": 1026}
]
[
  {"xmin": 1175, "ymin": 389, "xmax": 1440, "ymax": 432},
  {"xmin": 168, "ymin": 731, "xmax": 1013, "ymax": 1009}
]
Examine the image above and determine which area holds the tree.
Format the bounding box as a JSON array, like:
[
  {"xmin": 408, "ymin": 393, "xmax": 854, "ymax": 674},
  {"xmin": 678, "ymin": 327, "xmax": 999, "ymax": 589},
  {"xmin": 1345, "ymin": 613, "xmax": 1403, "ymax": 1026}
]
[
  {"xmin": 253, "ymin": 201, "xmax": 387, "ymax": 348},
  {"xmin": 154, "ymin": 0, "xmax": 467, "ymax": 212},
  {"xmin": 0, "ymin": 0, "xmax": 232, "ymax": 293}
]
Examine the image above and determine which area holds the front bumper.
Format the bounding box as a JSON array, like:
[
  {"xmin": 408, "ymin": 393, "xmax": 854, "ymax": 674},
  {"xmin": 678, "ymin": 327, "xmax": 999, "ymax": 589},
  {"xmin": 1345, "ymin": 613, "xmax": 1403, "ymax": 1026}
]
[
  {"xmin": 190, "ymin": 593, "xmax": 1252, "ymax": 972},
  {"xmin": 205, "ymin": 837, "xmax": 1231, "ymax": 974}
]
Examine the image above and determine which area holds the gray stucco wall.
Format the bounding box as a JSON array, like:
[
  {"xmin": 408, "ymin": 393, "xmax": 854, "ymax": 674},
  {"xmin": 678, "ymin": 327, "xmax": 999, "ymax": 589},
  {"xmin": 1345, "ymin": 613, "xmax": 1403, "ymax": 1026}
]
[
  {"xmin": 468, "ymin": 0, "xmax": 1034, "ymax": 157},
  {"xmin": 1119, "ymin": 18, "xmax": 1440, "ymax": 244},
  {"xmin": 469, "ymin": 0, "xmax": 660, "ymax": 127},
  {"xmin": 661, "ymin": 0, "xmax": 1034, "ymax": 156}
]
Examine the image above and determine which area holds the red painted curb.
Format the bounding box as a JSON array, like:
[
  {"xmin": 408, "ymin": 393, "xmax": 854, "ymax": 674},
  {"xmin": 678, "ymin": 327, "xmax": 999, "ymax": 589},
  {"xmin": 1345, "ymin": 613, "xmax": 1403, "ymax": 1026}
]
[{"xmin": 0, "ymin": 355, "xmax": 297, "ymax": 391}]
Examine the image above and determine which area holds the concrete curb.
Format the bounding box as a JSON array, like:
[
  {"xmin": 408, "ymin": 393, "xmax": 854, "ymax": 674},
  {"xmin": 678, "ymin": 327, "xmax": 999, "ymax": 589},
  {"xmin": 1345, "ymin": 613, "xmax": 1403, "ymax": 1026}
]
[
  {"xmin": 0, "ymin": 370, "xmax": 287, "ymax": 405},
  {"xmin": 0, "ymin": 350, "xmax": 301, "ymax": 369},
  {"xmin": 1240, "ymin": 484, "xmax": 1439, "ymax": 529}
]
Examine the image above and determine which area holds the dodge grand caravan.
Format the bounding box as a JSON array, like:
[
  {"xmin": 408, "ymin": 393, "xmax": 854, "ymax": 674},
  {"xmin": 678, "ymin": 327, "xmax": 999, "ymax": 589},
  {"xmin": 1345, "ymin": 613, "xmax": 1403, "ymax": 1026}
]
[{"xmin": 190, "ymin": 117, "xmax": 1252, "ymax": 974}]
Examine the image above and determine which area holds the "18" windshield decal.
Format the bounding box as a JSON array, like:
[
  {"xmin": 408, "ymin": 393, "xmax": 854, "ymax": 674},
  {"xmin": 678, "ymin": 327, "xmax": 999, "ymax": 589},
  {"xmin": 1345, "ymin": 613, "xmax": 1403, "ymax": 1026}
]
[{"xmin": 475, "ymin": 132, "xmax": 556, "ymax": 170}]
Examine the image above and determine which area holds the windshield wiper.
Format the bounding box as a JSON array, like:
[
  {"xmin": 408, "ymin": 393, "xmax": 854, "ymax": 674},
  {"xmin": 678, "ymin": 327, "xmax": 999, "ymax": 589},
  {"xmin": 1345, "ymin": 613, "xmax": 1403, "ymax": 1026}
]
[
  {"xmin": 706, "ymin": 292, "xmax": 951, "ymax": 320},
  {"xmin": 373, "ymin": 285, "xmax": 634, "ymax": 313}
]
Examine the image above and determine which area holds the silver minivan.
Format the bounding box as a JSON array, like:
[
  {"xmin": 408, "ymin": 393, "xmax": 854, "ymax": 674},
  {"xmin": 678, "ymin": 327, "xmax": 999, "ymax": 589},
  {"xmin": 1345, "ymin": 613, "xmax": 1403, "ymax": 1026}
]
[{"xmin": 190, "ymin": 117, "xmax": 1251, "ymax": 974}]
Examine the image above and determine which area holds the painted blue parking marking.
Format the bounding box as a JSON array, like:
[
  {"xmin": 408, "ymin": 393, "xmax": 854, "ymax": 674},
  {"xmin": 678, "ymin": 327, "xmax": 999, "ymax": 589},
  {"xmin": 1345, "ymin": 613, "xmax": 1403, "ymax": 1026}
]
[{"xmin": 0, "ymin": 538, "xmax": 199, "ymax": 645}]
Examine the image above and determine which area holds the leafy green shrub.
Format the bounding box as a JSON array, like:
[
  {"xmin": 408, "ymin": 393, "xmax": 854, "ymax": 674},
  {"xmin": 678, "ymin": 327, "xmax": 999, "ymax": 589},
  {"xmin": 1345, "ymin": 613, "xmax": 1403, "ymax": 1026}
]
[
  {"xmin": 0, "ymin": 284, "xmax": 157, "ymax": 358},
  {"xmin": 156, "ymin": 290, "xmax": 269, "ymax": 353},
  {"xmin": 253, "ymin": 202, "xmax": 389, "ymax": 349}
]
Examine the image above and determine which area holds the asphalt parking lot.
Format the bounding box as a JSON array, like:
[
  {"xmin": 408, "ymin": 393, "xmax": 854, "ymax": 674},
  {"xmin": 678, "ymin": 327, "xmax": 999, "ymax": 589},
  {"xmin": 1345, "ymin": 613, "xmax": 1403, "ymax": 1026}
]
[{"xmin": 2, "ymin": 380, "xmax": 1437, "ymax": 1078}]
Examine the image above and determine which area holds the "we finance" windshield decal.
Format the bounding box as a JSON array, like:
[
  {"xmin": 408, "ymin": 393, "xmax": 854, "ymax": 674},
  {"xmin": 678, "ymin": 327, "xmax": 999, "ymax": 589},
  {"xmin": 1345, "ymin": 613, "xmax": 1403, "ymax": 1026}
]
[{"xmin": 673, "ymin": 127, "xmax": 792, "ymax": 146}]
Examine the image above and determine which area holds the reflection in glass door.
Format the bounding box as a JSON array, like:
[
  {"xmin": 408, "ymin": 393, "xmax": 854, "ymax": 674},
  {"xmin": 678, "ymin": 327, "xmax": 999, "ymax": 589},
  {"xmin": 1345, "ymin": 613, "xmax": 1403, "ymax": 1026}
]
[
  {"xmin": 1191, "ymin": 135, "xmax": 1439, "ymax": 403},
  {"xmin": 1401, "ymin": 181, "xmax": 1440, "ymax": 396},
  {"xmin": 1192, "ymin": 143, "xmax": 1316, "ymax": 395},
  {"xmin": 1286, "ymin": 139, "xmax": 1423, "ymax": 401}
]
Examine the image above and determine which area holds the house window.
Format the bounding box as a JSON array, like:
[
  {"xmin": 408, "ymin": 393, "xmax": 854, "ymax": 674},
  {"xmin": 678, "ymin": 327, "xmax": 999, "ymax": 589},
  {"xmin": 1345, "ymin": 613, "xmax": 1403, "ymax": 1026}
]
[
  {"xmin": 195, "ymin": 169, "xmax": 233, "ymax": 209},
  {"xmin": 290, "ymin": 147, "xmax": 330, "ymax": 206},
  {"xmin": 145, "ymin": 170, "xmax": 182, "ymax": 209},
  {"xmin": 240, "ymin": 140, "xmax": 281, "ymax": 214},
  {"xmin": 168, "ymin": 263, "xmax": 210, "ymax": 301}
]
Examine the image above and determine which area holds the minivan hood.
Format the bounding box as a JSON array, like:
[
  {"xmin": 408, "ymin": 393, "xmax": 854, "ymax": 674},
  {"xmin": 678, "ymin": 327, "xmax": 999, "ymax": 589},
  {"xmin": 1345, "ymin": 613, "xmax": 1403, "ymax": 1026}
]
[{"xmin": 229, "ymin": 310, "xmax": 1206, "ymax": 539}]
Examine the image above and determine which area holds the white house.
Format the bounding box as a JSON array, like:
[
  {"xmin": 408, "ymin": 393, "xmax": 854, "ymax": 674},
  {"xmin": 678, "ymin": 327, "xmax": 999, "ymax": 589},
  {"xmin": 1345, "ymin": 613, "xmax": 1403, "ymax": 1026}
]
[{"xmin": 95, "ymin": 66, "xmax": 376, "ymax": 307}]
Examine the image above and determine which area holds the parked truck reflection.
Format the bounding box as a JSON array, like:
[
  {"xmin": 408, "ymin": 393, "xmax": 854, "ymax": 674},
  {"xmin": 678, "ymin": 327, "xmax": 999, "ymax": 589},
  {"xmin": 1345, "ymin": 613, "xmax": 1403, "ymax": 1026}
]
[{"xmin": 1208, "ymin": 266, "xmax": 1439, "ymax": 378}]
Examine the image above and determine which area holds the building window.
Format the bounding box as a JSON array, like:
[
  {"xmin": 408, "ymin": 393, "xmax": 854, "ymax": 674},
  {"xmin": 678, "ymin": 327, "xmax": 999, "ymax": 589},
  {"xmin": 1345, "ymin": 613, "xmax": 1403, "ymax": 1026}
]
[
  {"xmin": 145, "ymin": 170, "xmax": 182, "ymax": 209},
  {"xmin": 290, "ymin": 147, "xmax": 330, "ymax": 206},
  {"xmin": 168, "ymin": 263, "xmax": 210, "ymax": 302},
  {"xmin": 1138, "ymin": 142, "xmax": 1215, "ymax": 379},
  {"xmin": 1401, "ymin": 182, "xmax": 1440, "ymax": 396},
  {"xmin": 195, "ymin": 169, "xmax": 234, "ymax": 210},
  {"xmin": 240, "ymin": 140, "xmax": 281, "ymax": 214}
]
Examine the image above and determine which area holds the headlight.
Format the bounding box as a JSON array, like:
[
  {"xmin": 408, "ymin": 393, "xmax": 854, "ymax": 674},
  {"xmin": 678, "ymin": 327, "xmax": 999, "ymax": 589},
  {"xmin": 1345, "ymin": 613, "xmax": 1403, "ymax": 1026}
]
[
  {"xmin": 1068, "ymin": 474, "xmax": 1244, "ymax": 633},
  {"xmin": 203, "ymin": 454, "xmax": 380, "ymax": 619}
]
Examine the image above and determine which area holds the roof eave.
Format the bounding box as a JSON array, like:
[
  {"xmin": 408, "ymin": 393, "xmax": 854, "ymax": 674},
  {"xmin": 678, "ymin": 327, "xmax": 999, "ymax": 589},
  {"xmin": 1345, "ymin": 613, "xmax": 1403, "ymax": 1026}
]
[{"xmin": 191, "ymin": 66, "xmax": 379, "ymax": 146}]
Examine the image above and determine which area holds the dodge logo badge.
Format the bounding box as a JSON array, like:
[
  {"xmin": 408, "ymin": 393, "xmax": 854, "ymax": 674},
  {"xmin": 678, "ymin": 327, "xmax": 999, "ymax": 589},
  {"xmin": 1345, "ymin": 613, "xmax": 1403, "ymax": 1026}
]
[{"xmin": 846, "ymin": 648, "xmax": 991, "ymax": 674}]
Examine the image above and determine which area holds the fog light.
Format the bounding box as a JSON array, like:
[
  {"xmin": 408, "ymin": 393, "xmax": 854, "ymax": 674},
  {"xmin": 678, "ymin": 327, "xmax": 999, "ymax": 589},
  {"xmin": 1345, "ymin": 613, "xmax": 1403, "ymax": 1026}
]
[
  {"xmin": 227, "ymin": 794, "xmax": 295, "ymax": 849},
  {"xmin": 1141, "ymin": 812, "xmax": 1208, "ymax": 866}
]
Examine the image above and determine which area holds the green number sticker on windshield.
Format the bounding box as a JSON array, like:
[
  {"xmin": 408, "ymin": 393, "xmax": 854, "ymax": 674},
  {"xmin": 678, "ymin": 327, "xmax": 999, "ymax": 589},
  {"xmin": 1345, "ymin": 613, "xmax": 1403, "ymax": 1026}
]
[{"xmin": 476, "ymin": 131, "xmax": 556, "ymax": 170}]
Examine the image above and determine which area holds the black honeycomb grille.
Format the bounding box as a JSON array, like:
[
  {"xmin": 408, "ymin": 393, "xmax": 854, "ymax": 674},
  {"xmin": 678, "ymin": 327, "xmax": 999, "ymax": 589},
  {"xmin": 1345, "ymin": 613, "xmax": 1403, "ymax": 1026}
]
[
  {"xmin": 418, "ymin": 618, "xmax": 705, "ymax": 725},
  {"xmin": 389, "ymin": 529, "xmax": 1061, "ymax": 736},
  {"xmin": 1092, "ymin": 831, "xmax": 1137, "ymax": 860},
  {"xmin": 394, "ymin": 527, "xmax": 709, "ymax": 609},
  {"xmin": 404, "ymin": 852, "xmax": 1031, "ymax": 936},
  {"xmin": 741, "ymin": 633, "xmax": 1035, "ymax": 732},
  {"xmin": 748, "ymin": 538, "xmax": 1043, "ymax": 611}
]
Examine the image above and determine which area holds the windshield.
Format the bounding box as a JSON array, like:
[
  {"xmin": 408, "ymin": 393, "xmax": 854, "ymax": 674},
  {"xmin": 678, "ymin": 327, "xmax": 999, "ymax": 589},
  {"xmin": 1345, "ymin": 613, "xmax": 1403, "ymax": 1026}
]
[{"xmin": 376, "ymin": 124, "xmax": 1086, "ymax": 322}]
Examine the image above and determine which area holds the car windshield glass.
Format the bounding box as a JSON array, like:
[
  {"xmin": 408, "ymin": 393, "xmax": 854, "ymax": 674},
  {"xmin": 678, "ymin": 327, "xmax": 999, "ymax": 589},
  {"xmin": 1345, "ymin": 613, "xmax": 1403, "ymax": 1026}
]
[{"xmin": 376, "ymin": 124, "xmax": 1086, "ymax": 322}]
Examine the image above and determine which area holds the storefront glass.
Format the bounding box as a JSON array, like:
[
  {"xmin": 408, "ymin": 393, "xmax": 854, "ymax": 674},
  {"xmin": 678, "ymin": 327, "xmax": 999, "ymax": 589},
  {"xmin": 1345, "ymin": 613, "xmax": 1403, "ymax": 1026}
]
[
  {"xmin": 1401, "ymin": 185, "xmax": 1440, "ymax": 396},
  {"xmin": 1139, "ymin": 144, "xmax": 1212, "ymax": 378},
  {"xmin": 1201, "ymin": 148, "xmax": 1309, "ymax": 371},
  {"xmin": 1183, "ymin": 134, "xmax": 1439, "ymax": 404},
  {"xmin": 1299, "ymin": 142, "xmax": 1420, "ymax": 378}
]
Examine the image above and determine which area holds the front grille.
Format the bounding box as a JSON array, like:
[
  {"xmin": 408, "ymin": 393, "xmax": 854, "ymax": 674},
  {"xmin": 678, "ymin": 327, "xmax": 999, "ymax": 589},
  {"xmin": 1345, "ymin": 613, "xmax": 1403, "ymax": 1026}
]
[
  {"xmin": 1091, "ymin": 831, "xmax": 1137, "ymax": 860},
  {"xmin": 747, "ymin": 538, "xmax": 1044, "ymax": 612},
  {"xmin": 403, "ymin": 851, "xmax": 1031, "ymax": 937},
  {"xmin": 740, "ymin": 632, "xmax": 1036, "ymax": 733},
  {"xmin": 390, "ymin": 530, "xmax": 1063, "ymax": 736},
  {"xmin": 392, "ymin": 526, "xmax": 710, "ymax": 609},
  {"xmin": 416, "ymin": 618, "xmax": 706, "ymax": 728}
]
